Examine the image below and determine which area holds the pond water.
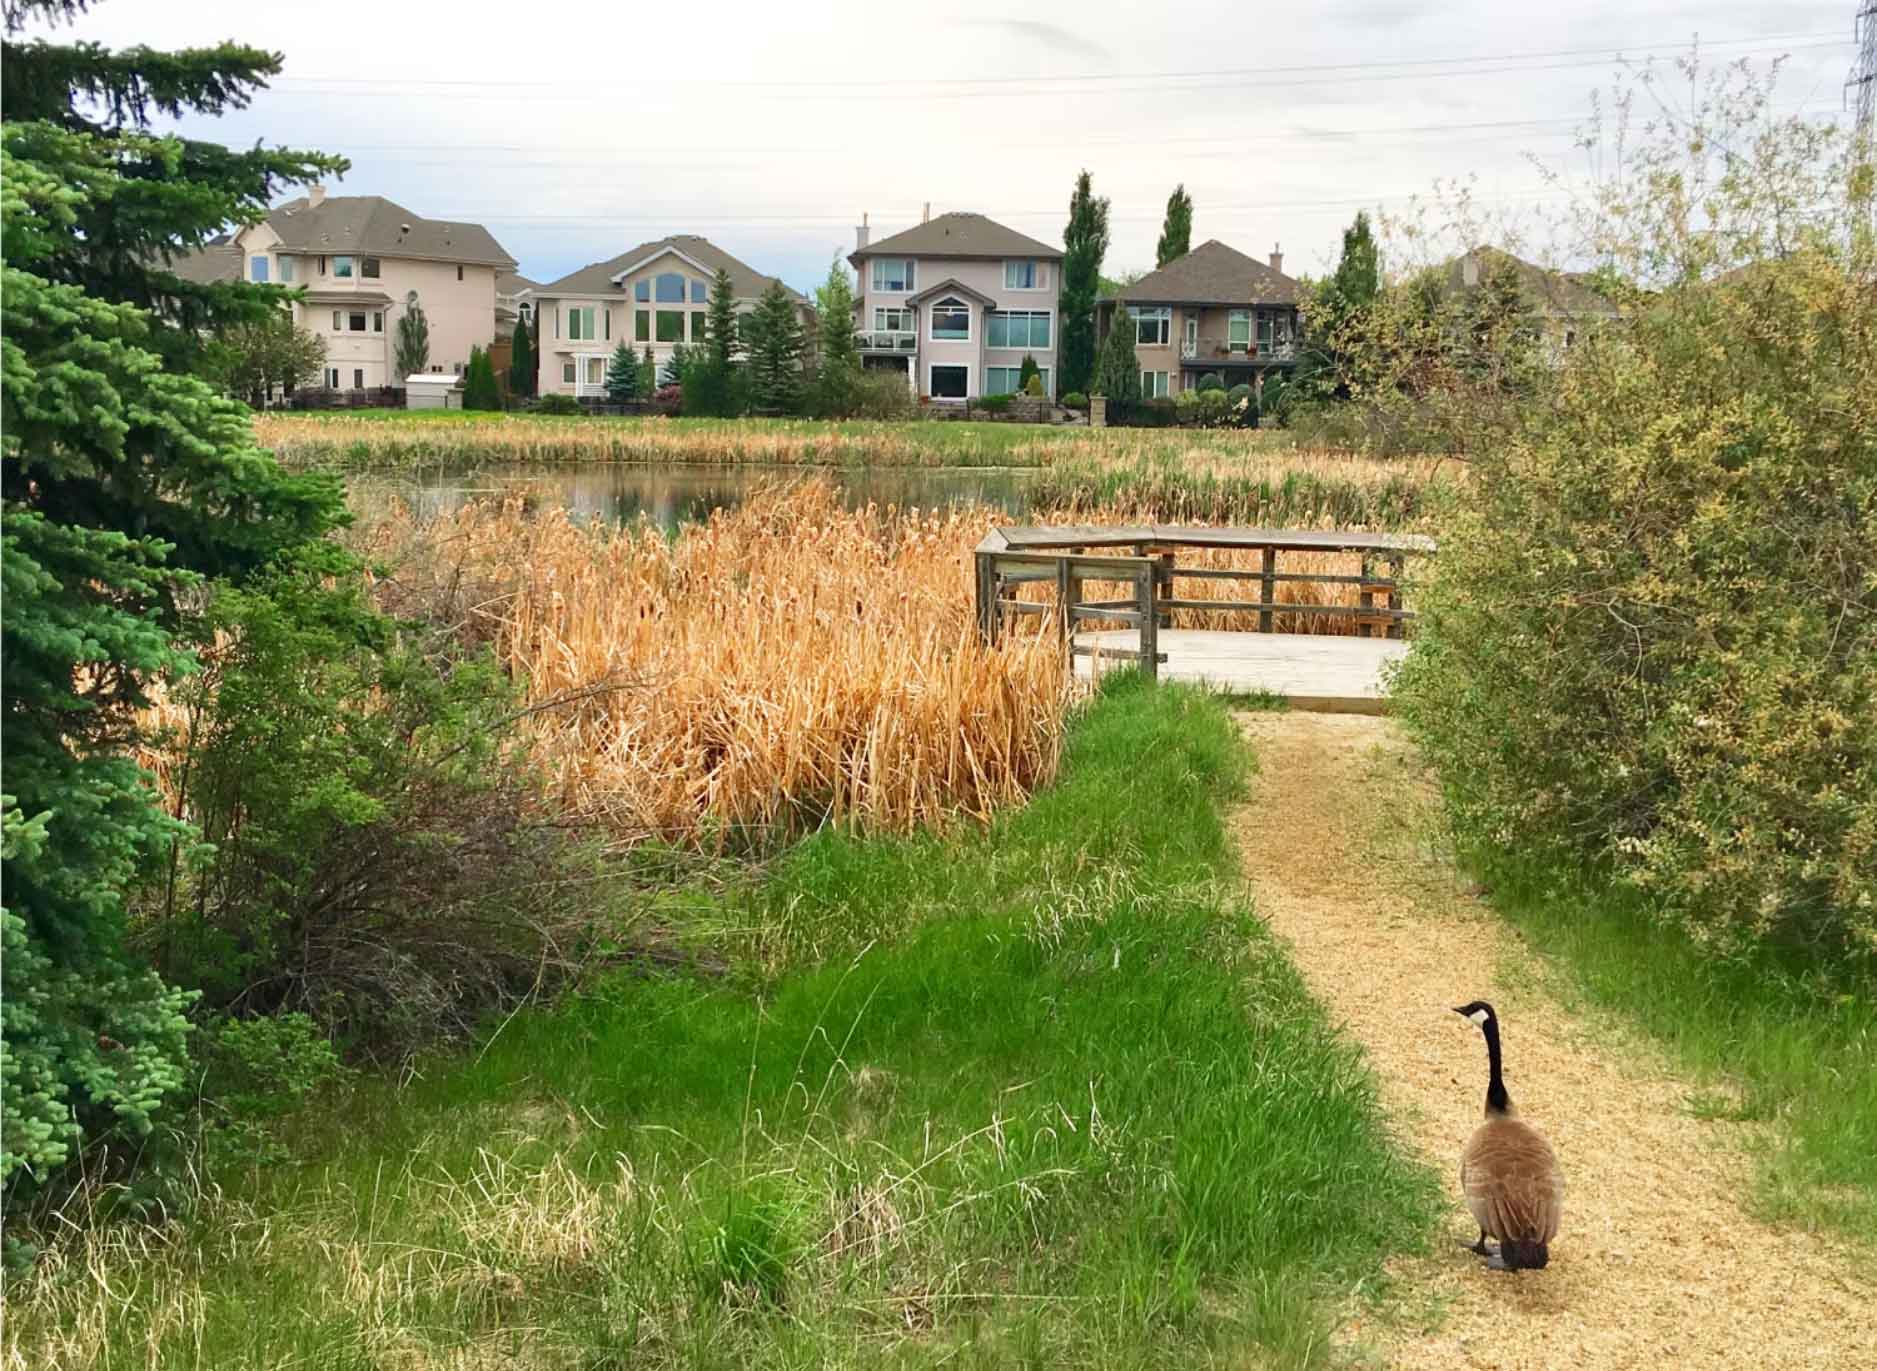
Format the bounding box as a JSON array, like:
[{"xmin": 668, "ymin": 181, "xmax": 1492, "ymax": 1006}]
[{"xmin": 358, "ymin": 463, "xmax": 1043, "ymax": 529}]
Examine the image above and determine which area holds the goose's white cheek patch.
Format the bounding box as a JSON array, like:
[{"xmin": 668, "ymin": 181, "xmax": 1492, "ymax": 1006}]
[{"xmin": 1468, "ymin": 1009, "xmax": 1490, "ymax": 1026}]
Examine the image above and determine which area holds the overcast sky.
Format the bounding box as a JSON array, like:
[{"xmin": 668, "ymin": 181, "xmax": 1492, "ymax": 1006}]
[{"xmin": 32, "ymin": 0, "xmax": 1862, "ymax": 292}]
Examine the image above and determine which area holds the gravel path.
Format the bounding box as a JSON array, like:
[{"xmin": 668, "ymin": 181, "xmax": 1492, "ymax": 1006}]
[{"xmin": 1231, "ymin": 711, "xmax": 1874, "ymax": 1371}]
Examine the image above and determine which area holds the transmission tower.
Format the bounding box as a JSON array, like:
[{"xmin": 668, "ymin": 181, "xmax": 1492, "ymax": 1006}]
[{"xmin": 1852, "ymin": 2, "xmax": 1877, "ymax": 141}]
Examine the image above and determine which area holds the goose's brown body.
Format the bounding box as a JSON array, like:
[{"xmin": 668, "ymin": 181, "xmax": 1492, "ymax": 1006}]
[{"xmin": 1461, "ymin": 1112, "xmax": 1564, "ymax": 1266}]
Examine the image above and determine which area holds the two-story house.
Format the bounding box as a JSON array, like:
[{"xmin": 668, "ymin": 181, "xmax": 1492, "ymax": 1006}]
[
  {"xmin": 531, "ymin": 236, "xmax": 810, "ymax": 398},
  {"xmin": 850, "ymin": 210, "xmax": 1063, "ymax": 401},
  {"xmin": 1099, "ymin": 240, "xmax": 1302, "ymax": 398},
  {"xmin": 174, "ymin": 187, "xmax": 516, "ymax": 392}
]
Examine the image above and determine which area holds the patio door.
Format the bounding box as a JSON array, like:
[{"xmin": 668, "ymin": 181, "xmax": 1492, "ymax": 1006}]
[{"xmin": 585, "ymin": 355, "xmax": 606, "ymax": 391}]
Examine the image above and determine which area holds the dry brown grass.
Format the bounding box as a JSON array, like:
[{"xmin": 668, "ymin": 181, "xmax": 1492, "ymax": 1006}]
[{"xmin": 363, "ymin": 481, "xmax": 1072, "ymax": 846}]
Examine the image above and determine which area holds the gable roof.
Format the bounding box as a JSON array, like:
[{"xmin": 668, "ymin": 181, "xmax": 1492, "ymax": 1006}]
[
  {"xmin": 852, "ymin": 212, "xmax": 1062, "ymax": 263},
  {"xmin": 497, "ymin": 271, "xmax": 540, "ymax": 295},
  {"xmin": 1440, "ymin": 247, "xmax": 1619, "ymax": 316},
  {"xmin": 1114, "ymin": 240, "xmax": 1302, "ymax": 307},
  {"xmin": 167, "ymin": 240, "xmax": 242, "ymax": 285},
  {"xmin": 909, "ymin": 276, "xmax": 1000, "ymax": 308},
  {"xmin": 264, "ymin": 194, "xmax": 515, "ymax": 268},
  {"xmin": 534, "ymin": 235, "xmax": 805, "ymax": 301}
]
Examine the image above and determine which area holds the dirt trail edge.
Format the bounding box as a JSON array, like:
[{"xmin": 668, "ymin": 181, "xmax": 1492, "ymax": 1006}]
[{"xmin": 1230, "ymin": 712, "xmax": 1873, "ymax": 1371}]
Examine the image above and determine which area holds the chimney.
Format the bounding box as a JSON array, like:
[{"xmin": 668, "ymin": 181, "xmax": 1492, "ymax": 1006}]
[
  {"xmin": 1269, "ymin": 243, "xmax": 1283, "ymax": 275},
  {"xmin": 855, "ymin": 211, "xmax": 869, "ymax": 253},
  {"xmin": 922, "ymin": 201, "xmax": 931, "ymax": 224},
  {"xmin": 308, "ymin": 183, "xmax": 327, "ymax": 208}
]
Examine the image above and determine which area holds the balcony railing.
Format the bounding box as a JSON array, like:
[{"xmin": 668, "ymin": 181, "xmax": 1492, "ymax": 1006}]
[
  {"xmin": 1180, "ymin": 338, "xmax": 1298, "ymax": 363},
  {"xmin": 859, "ymin": 330, "xmax": 917, "ymax": 353}
]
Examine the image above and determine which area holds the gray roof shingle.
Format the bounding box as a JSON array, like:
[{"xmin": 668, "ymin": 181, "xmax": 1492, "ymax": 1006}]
[
  {"xmin": 852, "ymin": 212, "xmax": 1062, "ymax": 263},
  {"xmin": 1114, "ymin": 240, "xmax": 1301, "ymax": 307},
  {"xmin": 534, "ymin": 235, "xmax": 804, "ymax": 301},
  {"xmin": 265, "ymin": 194, "xmax": 516, "ymax": 268}
]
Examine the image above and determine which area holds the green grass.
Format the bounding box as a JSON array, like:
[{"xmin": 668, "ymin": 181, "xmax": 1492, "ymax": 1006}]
[
  {"xmin": 1469, "ymin": 850, "xmax": 1877, "ymax": 1244},
  {"xmin": 7, "ymin": 675, "xmax": 1439, "ymax": 1369}
]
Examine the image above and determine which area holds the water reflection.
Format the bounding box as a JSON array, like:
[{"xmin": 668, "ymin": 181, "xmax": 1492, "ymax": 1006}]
[{"xmin": 355, "ymin": 463, "xmax": 1041, "ymax": 530}]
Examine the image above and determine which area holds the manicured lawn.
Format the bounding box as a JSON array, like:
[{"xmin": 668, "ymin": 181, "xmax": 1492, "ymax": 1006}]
[{"xmin": 9, "ymin": 676, "xmax": 1438, "ymax": 1369}]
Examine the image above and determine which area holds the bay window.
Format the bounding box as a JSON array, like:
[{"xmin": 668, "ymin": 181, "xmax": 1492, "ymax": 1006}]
[
  {"xmin": 1131, "ymin": 306, "xmax": 1170, "ymax": 346},
  {"xmin": 874, "ymin": 306, "xmax": 913, "ymax": 333},
  {"xmin": 871, "ymin": 258, "xmax": 915, "ymax": 292}
]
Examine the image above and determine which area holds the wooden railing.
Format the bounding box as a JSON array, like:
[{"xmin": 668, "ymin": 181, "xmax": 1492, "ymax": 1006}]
[{"xmin": 973, "ymin": 524, "xmax": 1437, "ymax": 682}]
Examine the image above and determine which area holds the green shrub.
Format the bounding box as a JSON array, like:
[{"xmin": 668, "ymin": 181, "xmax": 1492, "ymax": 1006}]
[
  {"xmin": 975, "ymin": 392, "xmax": 1013, "ymax": 415},
  {"xmin": 1017, "ymin": 352, "xmax": 1041, "ymax": 394},
  {"xmin": 1061, "ymin": 391, "xmax": 1088, "ymax": 409},
  {"xmin": 1394, "ymin": 74, "xmax": 1877, "ymax": 964},
  {"xmin": 1196, "ymin": 372, "xmax": 1224, "ymax": 392},
  {"xmin": 1228, "ymin": 382, "xmax": 1253, "ymax": 406},
  {"xmin": 1023, "ymin": 373, "xmax": 1045, "ymax": 397},
  {"xmin": 461, "ymin": 345, "xmax": 500, "ymax": 410},
  {"xmin": 531, "ymin": 393, "xmax": 580, "ymax": 415},
  {"xmin": 848, "ymin": 370, "xmax": 915, "ymax": 420}
]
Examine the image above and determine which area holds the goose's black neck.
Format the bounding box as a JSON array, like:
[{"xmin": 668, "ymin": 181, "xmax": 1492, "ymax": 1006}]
[{"xmin": 1482, "ymin": 1014, "xmax": 1511, "ymax": 1115}]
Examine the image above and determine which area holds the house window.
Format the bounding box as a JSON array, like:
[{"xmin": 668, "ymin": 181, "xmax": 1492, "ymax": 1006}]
[
  {"xmin": 987, "ymin": 310, "xmax": 1050, "ymax": 349},
  {"xmin": 634, "ymin": 280, "xmax": 650, "ymax": 302},
  {"xmin": 985, "ymin": 365, "xmax": 1050, "ymax": 397},
  {"xmin": 1140, "ymin": 370, "xmax": 1170, "ymax": 398},
  {"xmin": 871, "ymin": 258, "xmax": 914, "ymax": 293},
  {"xmin": 604, "ymin": 307, "xmax": 611, "ymax": 340},
  {"xmin": 325, "ymin": 367, "xmax": 339, "ymax": 388},
  {"xmin": 563, "ymin": 361, "xmax": 576, "ymax": 384},
  {"xmin": 1228, "ymin": 310, "xmax": 1252, "ymax": 353},
  {"xmin": 656, "ymin": 310, "xmax": 684, "ymax": 342},
  {"xmin": 929, "ymin": 297, "xmax": 970, "ymax": 341},
  {"xmin": 333, "ymin": 256, "xmax": 355, "ymax": 278},
  {"xmin": 454, "ymin": 362, "xmax": 465, "ymax": 376},
  {"xmin": 331, "ymin": 310, "xmax": 342, "ymax": 331},
  {"xmin": 279, "ymin": 256, "xmax": 294, "ymax": 283},
  {"xmin": 874, "ymin": 307, "xmax": 913, "ymax": 333},
  {"xmin": 352, "ymin": 368, "xmax": 364, "ymax": 389},
  {"xmin": 690, "ymin": 310, "xmax": 707, "ymax": 341},
  {"xmin": 361, "ymin": 257, "xmax": 381, "ymax": 279},
  {"xmin": 585, "ymin": 356, "xmax": 605, "ymax": 387},
  {"xmin": 318, "ymin": 256, "xmax": 327, "ymax": 275},
  {"xmin": 348, "ymin": 311, "xmax": 367, "ymax": 332},
  {"xmin": 635, "ymin": 310, "xmax": 650, "ymax": 342},
  {"xmin": 1130, "ymin": 306, "xmax": 1170, "ymax": 346},
  {"xmin": 456, "ymin": 265, "xmax": 464, "ymax": 281},
  {"xmin": 568, "ymin": 306, "xmax": 596, "ymax": 340},
  {"xmin": 1003, "ymin": 260, "xmax": 1045, "ymax": 290},
  {"xmin": 373, "ymin": 312, "xmax": 383, "ymax": 332},
  {"xmin": 250, "ymin": 256, "xmax": 269, "ymax": 283},
  {"xmin": 690, "ymin": 279, "xmax": 708, "ymax": 304},
  {"xmin": 655, "ymin": 273, "xmax": 686, "ymax": 303},
  {"xmin": 929, "ymin": 364, "xmax": 968, "ymax": 398}
]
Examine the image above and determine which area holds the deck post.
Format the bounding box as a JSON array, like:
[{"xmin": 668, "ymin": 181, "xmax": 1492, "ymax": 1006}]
[
  {"xmin": 1259, "ymin": 545, "xmax": 1276, "ymax": 634},
  {"xmin": 974, "ymin": 551, "xmax": 995, "ymax": 642},
  {"xmin": 1153, "ymin": 552, "xmax": 1175, "ymax": 629},
  {"xmin": 1055, "ymin": 557, "xmax": 1073, "ymax": 647},
  {"xmin": 1139, "ymin": 567, "xmax": 1159, "ymax": 681},
  {"xmin": 1358, "ymin": 552, "xmax": 1375, "ymax": 639}
]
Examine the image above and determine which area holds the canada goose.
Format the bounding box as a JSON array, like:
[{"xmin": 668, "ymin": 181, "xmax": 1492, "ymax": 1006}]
[{"xmin": 1452, "ymin": 1000, "xmax": 1563, "ymax": 1271}]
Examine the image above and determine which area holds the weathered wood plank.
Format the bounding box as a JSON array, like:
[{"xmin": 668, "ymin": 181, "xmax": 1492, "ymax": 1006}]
[{"xmin": 1072, "ymin": 629, "xmax": 1407, "ymax": 713}]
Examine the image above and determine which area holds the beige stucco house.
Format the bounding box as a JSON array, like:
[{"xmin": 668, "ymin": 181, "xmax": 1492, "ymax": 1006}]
[
  {"xmin": 531, "ymin": 236, "xmax": 809, "ymax": 398},
  {"xmin": 849, "ymin": 210, "xmax": 1063, "ymax": 401},
  {"xmin": 1099, "ymin": 240, "xmax": 1303, "ymax": 397},
  {"xmin": 1438, "ymin": 246, "xmax": 1622, "ymax": 365},
  {"xmin": 173, "ymin": 187, "xmax": 515, "ymax": 392}
]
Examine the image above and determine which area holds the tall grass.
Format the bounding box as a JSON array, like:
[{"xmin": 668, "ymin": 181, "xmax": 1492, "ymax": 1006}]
[
  {"xmin": 364, "ymin": 481, "xmax": 1073, "ymax": 845},
  {"xmin": 4, "ymin": 676, "xmax": 1439, "ymax": 1369}
]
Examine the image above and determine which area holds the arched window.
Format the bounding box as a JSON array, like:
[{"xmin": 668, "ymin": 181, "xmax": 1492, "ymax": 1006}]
[
  {"xmin": 654, "ymin": 272, "xmax": 687, "ymax": 303},
  {"xmin": 929, "ymin": 297, "xmax": 970, "ymax": 341}
]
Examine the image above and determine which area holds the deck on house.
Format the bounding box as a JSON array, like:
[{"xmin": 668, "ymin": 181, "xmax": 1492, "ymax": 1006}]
[
  {"xmin": 974, "ymin": 523, "xmax": 1436, "ymax": 714},
  {"xmin": 1071, "ymin": 629, "xmax": 1407, "ymax": 713}
]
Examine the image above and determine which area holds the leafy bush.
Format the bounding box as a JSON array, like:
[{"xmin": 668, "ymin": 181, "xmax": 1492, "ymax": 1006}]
[
  {"xmin": 847, "ymin": 370, "xmax": 914, "ymax": 420},
  {"xmin": 974, "ymin": 393, "xmax": 1013, "ymax": 415},
  {"xmin": 144, "ymin": 557, "xmax": 616, "ymax": 1056},
  {"xmin": 1228, "ymin": 382, "xmax": 1253, "ymax": 407},
  {"xmin": 1017, "ymin": 352, "xmax": 1041, "ymax": 393},
  {"xmin": 653, "ymin": 383, "xmax": 683, "ymax": 407},
  {"xmin": 461, "ymin": 345, "xmax": 500, "ymax": 410},
  {"xmin": 1259, "ymin": 370, "xmax": 1294, "ymax": 427},
  {"xmin": 192, "ymin": 1013, "xmax": 346, "ymax": 1167},
  {"xmin": 1394, "ymin": 67, "xmax": 1877, "ymax": 964},
  {"xmin": 532, "ymin": 393, "xmax": 580, "ymax": 415},
  {"xmin": 1061, "ymin": 391, "xmax": 1088, "ymax": 409},
  {"xmin": 1196, "ymin": 372, "xmax": 1224, "ymax": 392},
  {"xmin": 1023, "ymin": 374, "xmax": 1045, "ymax": 397}
]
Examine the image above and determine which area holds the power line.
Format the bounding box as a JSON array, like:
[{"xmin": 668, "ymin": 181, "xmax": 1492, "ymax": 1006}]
[{"xmin": 276, "ymin": 29, "xmax": 1847, "ymax": 94}]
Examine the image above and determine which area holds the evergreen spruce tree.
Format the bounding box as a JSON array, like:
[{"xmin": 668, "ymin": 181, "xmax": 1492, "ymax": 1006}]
[
  {"xmin": 604, "ymin": 340, "xmax": 638, "ymax": 402},
  {"xmin": 2, "ymin": 0, "xmax": 347, "ymax": 1198},
  {"xmin": 1017, "ymin": 353, "xmax": 1041, "ymax": 393},
  {"xmin": 639, "ymin": 344, "xmax": 657, "ymax": 397},
  {"xmin": 1155, "ymin": 183, "xmax": 1193, "ymax": 267},
  {"xmin": 1329, "ymin": 211, "xmax": 1380, "ymax": 308},
  {"xmin": 507, "ymin": 311, "xmax": 533, "ymax": 398},
  {"xmin": 744, "ymin": 280, "xmax": 805, "ymax": 414},
  {"xmin": 704, "ymin": 268, "xmax": 739, "ymax": 370},
  {"xmin": 1059, "ymin": 170, "xmax": 1110, "ymax": 395},
  {"xmin": 1093, "ymin": 308, "xmax": 1142, "ymax": 413},
  {"xmin": 462, "ymin": 344, "xmax": 500, "ymax": 409}
]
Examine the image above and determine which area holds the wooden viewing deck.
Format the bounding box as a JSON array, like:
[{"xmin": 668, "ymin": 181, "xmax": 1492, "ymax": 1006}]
[{"xmin": 974, "ymin": 524, "xmax": 1437, "ymax": 713}]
